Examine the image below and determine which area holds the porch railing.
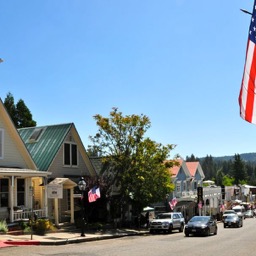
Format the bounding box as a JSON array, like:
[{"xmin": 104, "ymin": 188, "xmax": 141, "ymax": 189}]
[{"xmin": 13, "ymin": 208, "xmax": 47, "ymax": 221}]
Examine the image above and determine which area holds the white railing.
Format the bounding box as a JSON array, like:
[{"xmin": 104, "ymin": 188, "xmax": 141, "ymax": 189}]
[{"xmin": 13, "ymin": 208, "xmax": 46, "ymax": 221}]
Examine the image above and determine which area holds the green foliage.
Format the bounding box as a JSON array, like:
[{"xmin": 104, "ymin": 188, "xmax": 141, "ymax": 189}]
[
  {"xmin": 88, "ymin": 108, "xmax": 177, "ymax": 214},
  {"xmin": 222, "ymin": 175, "xmax": 235, "ymax": 186},
  {"xmin": 3, "ymin": 92, "xmax": 36, "ymax": 128},
  {"xmin": 32, "ymin": 219, "xmax": 56, "ymax": 233},
  {"xmin": 232, "ymin": 154, "xmax": 248, "ymax": 185},
  {"xmin": 0, "ymin": 219, "xmax": 8, "ymax": 233}
]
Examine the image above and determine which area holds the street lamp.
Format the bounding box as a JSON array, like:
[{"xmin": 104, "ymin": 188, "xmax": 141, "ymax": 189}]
[{"xmin": 78, "ymin": 177, "xmax": 87, "ymax": 237}]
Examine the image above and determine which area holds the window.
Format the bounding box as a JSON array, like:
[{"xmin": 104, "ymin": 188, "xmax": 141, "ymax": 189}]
[
  {"xmin": 183, "ymin": 182, "xmax": 186, "ymax": 191},
  {"xmin": 29, "ymin": 128, "xmax": 43, "ymax": 143},
  {"xmin": 0, "ymin": 129, "xmax": 4, "ymax": 159},
  {"xmin": 0, "ymin": 179, "xmax": 9, "ymax": 207},
  {"xmin": 176, "ymin": 182, "xmax": 181, "ymax": 192},
  {"xmin": 17, "ymin": 179, "xmax": 25, "ymax": 206},
  {"xmin": 64, "ymin": 143, "xmax": 78, "ymax": 167}
]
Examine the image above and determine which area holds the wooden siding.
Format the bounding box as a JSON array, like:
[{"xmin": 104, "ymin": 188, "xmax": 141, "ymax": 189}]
[
  {"xmin": 0, "ymin": 119, "xmax": 28, "ymax": 168},
  {"xmin": 48, "ymin": 135, "xmax": 91, "ymax": 178}
]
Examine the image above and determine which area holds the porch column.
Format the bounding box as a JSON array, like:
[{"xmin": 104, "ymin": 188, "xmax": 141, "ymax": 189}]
[
  {"xmin": 9, "ymin": 176, "xmax": 14, "ymax": 222},
  {"xmin": 43, "ymin": 177, "xmax": 48, "ymax": 218},
  {"xmin": 70, "ymin": 188, "xmax": 74, "ymax": 223},
  {"xmin": 54, "ymin": 198, "xmax": 59, "ymax": 226}
]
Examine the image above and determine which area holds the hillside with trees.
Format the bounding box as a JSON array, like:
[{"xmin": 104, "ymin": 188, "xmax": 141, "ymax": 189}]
[{"xmin": 186, "ymin": 153, "xmax": 256, "ymax": 186}]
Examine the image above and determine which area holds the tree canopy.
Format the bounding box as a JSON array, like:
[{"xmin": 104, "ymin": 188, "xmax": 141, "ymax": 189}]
[
  {"xmin": 3, "ymin": 92, "xmax": 36, "ymax": 128},
  {"xmin": 88, "ymin": 108, "xmax": 178, "ymax": 214}
]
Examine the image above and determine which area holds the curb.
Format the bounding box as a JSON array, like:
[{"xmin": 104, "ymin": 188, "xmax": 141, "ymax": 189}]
[
  {"xmin": 4, "ymin": 240, "xmax": 40, "ymax": 246},
  {"xmin": 2, "ymin": 231, "xmax": 149, "ymax": 246}
]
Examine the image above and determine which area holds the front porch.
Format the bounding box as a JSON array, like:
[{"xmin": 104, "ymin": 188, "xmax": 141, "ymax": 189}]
[{"xmin": 13, "ymin": 208, "xmax": 47, "ymax": 222}]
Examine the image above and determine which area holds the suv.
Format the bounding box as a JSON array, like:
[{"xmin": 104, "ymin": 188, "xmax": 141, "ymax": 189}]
[{"xmin": 149, "ymin": 212, "xmax": 185, "ymax": 234}]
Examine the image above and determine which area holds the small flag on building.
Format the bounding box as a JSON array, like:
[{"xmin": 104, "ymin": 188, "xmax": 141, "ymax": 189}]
[
  {"xmin": 169, "ymin": 197, "xmax": 178, "ymax": 210},
  {"xmin": 88, "ymin": 186, "xmax": 101, "ymax": 203},
  {"xmin": 239, "ymin": 1, "xmax": 256, "ymax": 124}
]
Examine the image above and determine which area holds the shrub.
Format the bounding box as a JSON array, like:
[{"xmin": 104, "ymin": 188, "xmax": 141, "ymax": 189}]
[
  {"xmin": 32, "ymin": 219, "xmax": 56, "ymax": 235},
  {"xmin": 0, "ymin": 219, "xmax": 8, "ymax": 233}
]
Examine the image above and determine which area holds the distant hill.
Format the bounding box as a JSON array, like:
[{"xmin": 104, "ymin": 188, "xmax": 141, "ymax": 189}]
[{"xmin": 202, "ymin": 153, "xmax": 256, "ymax": 163}]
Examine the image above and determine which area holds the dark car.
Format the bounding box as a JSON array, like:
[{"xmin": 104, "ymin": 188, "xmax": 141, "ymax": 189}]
[
  {"xmin": 223, "ymin": 213, "xmax": 243, "ymax": 228},
  {"xmin": 184, "ymin": 216, "xmax": 217, "ymax": 237}
]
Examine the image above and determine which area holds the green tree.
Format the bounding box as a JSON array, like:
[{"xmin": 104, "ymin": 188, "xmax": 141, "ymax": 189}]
[
  {"xmin": 3, "ymin": 92, "xmax": 18, "ymax": 125},
  {"xmin": 186, "ymin": 154, "xmax": 199, "ymax": 162},
  {"xmin": 88, "ymin": 108, "xmax": 177, "ymax": 218},
  {"xmin": 3, "ymin": 92, "xmax": 36, "ymax": 128},
  {"xmin": 215, "ymin": 168, "xmax": 224, "ymax": 186},
  {"xmin": 201, "ymin": 155, "xmax": 216, "ymax": 180},
  {"xmin": 16, "ymin": 99, "xmax": 36, "ymax": 128},
  {"xmin": 232, "ymin": 154, "xmax": 248, "ymax": 185},
  {"xmin": 222, "ymin": 175, "xmax": 235, "ymax": 186}
]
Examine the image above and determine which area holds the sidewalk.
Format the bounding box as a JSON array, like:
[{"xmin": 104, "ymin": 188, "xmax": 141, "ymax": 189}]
[{"xmin": 0, "ymin": 226, "xmax": 149, "ymax": 248}]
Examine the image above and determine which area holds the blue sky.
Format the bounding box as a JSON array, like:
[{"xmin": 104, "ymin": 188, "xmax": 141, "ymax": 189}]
[{"xmin": 0, "ymin": 0, "xmax": 255, "ymax": 159}]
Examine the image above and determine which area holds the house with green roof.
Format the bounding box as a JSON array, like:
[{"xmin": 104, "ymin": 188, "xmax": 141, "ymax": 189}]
[{"xmin": 18, "ymin": 123, "xmax": 98, "ymax": 225}]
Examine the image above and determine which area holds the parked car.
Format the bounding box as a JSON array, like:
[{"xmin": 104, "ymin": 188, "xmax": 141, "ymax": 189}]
[
  {"xmin": 149, "ymin": 212, "xmax": 185, "ymax": 234},
  {"xmin": 223, "ymin": 213, "xmax": 243, "ymax": 228},
  {"xmin": 184, "ymin": 216, "xmax": 217, "ymax": 237},
  {"xmin": 244, "ymin": 210, "xmax": 254, "ymax": 219}
]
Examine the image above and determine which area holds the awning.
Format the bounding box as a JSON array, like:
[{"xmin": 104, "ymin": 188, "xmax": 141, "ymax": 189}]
[
  {"xmin": 0, "ymin": 168, "xmax": 51, "ymax": 177},
  {"xmin": 48, "ymin": 178, "xmax": 77, "ymax": 189},
  {"xmin": 143, "ymin": 206, "xmax": 154, "ymax": 212}
]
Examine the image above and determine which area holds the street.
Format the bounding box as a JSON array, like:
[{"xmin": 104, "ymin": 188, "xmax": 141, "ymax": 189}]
[{"xmin": 1, "ymin": 218, "xmax": 256, "ymax": 256}]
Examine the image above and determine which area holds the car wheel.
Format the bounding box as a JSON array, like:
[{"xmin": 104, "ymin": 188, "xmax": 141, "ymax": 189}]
[
  {"xmin": 149, "ymin": 229, "xmax": 154, "ymax": 234},
  {"xmin": 206, "ymin": 228, "xmax": 210, "ymax": 236},
  {"xmin": 185, "ymin": 232, "xmax": 189, "ymax": 237},
  {"xmin": 168, "ymin": 225, "xmax": 173, "ymax": 234},
  {"xmin": 179, "ymin": 224, "xmax": 184, "ymax": 232},
  {"xmin": 223, "ymin": 224, "xmax": 227, "ymax": 228},
  {"xmin": 214, "ymin": 227, "xmax": 217, "ymax": 235}
]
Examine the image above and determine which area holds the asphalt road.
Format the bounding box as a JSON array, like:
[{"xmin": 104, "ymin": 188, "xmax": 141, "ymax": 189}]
[{"xmin": 1, "ymin": 218, "xmax": 256, "ymax": 256}]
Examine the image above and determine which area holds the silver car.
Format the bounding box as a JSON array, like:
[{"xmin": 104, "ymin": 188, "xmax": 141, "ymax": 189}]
[{"xmin": 149, "ymin": 212, "xmax": 185, "ymax": 234}]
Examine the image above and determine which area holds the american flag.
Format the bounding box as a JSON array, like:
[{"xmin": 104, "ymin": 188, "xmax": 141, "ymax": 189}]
[
  {"xmin": 88, "ymin": 186, "xmax": 101, "ymax": 203},
  {"xmin": 169, "ymin": 197, "xmax": 178, "ymax": 210},
  {"xmin": 239, "ymin": 1, "xmax": 256, "ymax": 124}
]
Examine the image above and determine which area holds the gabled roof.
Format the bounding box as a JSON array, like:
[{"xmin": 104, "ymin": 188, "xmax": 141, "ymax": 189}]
[
  {"xmin": 186, "ymin": 162, "xmax": 199, "ymax": 176},
  {"xmin": 186, "ymin": 161, "xmax": 205, "ymax": 179},
  {"xmin": 89, "ymin": 157, "xmax": 103, "ymax": 176},
  {"xmin": 18, "ymin": 123, "xmax": 97, "ymax": 177},
  {"xmin": 168, "ymin": 159, "xmax": 191, "ymax": 179},
  {"xmin": 0, "ymin": 98, "xmax": 37, "ymax": 170},
  {"xmin": 168, "ymin": 159, "xmax": 183, "ymax": 177},
  {"xmin": 18, "ymin": 123, "xmax": 72, "ymax": 171}
]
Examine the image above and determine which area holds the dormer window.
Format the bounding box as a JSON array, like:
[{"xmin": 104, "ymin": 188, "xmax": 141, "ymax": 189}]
[{"xmin": 29, "ymin": 128, "xmax": 44, "ymax": 143}]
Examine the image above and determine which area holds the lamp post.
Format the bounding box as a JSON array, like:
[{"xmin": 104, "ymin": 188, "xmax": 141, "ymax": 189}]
[{"xmin": 78, "ymin": 177, "xmax": 87, "ymax": 237}]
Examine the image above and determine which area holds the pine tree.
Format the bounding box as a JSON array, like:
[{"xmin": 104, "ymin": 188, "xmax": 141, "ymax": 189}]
[{"xmin": 3, "ymin": 92, "xmax": 36, "ymax": 128}]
